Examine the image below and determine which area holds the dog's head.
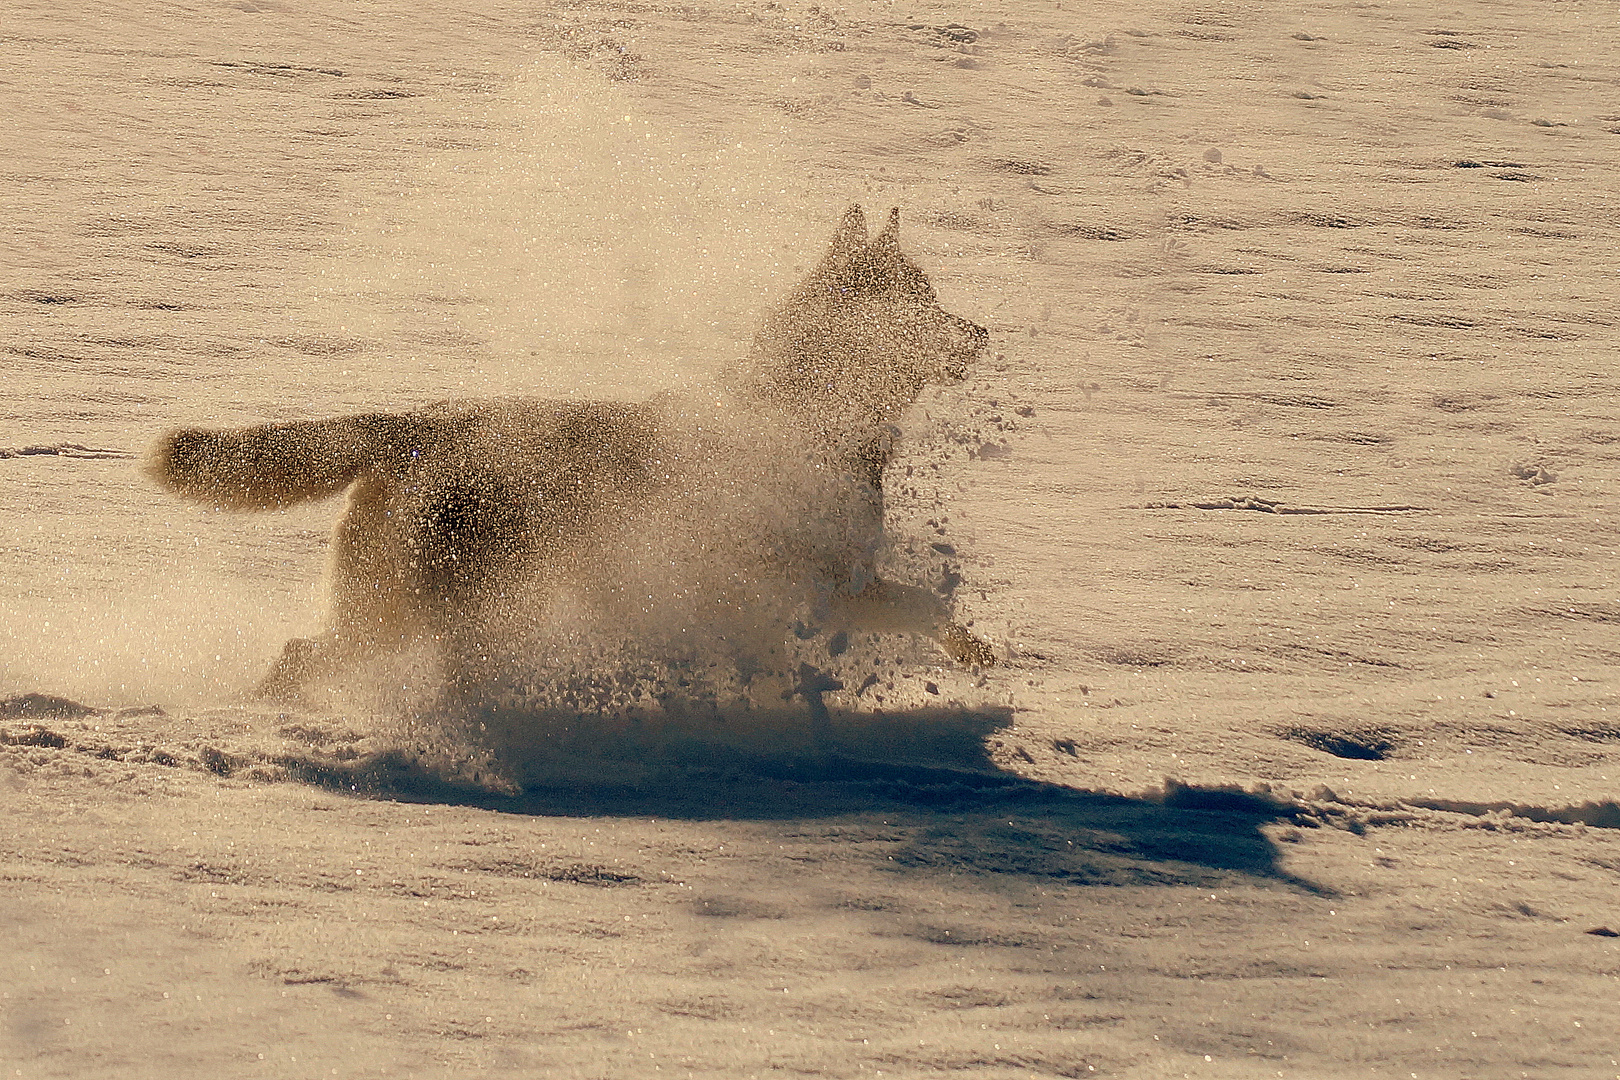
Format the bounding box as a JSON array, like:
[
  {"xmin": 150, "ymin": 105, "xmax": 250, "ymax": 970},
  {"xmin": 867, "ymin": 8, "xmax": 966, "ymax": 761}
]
[
  {"xmin": 799, "ymin": 205, "xmax": 989, "ymax": 385},
  {"xmin": 735, "ymin": 205, "xmax": 990, "ymax": 448}
]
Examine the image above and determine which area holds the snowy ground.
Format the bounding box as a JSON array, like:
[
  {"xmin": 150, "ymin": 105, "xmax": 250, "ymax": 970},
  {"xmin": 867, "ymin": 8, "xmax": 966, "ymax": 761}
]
[{"xmin": 4, "ymin": 0, "xmax": 1620, "ymax": 1076}]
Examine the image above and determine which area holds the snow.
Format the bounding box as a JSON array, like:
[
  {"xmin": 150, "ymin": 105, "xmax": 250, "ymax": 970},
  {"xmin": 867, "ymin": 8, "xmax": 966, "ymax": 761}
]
[{"xmin": 4, "ymin": 0, "xmax": 1620, "ymax": 1076}]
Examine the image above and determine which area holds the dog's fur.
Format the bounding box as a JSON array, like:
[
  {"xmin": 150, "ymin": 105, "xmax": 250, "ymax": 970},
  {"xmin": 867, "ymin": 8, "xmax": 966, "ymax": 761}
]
[{"xmin": 147, "ymin": 206, "xmax": 993, "ymax": 704}]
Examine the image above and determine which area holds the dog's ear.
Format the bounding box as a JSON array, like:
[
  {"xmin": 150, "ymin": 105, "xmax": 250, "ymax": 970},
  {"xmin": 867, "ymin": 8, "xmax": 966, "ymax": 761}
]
[
  {"xmin": 861, "ymin": 207, "xmax": 903, "ymax": 282},
  {"xmin": 871, "ymin": 207, "xmax": 902, "ymax": 251},
  {"xmin": 816, "ymin": 204, "xmax": 869, "ymax": 278}
]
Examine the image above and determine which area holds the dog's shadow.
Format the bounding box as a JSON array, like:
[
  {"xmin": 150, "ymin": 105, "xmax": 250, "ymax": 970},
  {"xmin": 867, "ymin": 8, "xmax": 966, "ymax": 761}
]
[{"xmin": 274, "ymin": 703, "xmax": 1331, "ymax": 895}]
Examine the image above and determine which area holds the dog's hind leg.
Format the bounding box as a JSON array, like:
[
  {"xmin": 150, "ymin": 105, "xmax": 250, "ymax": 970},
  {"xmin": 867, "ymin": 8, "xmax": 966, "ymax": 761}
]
[
  {"xmin": 828, "ymin": 579, "xmax": 996, "ymax": 667},
  {"xmin": 253, "ymin": 474, "xmax": 427, "ymax": 704},
  {"xmin": 255, "ymin": 632, "xmax": 358, "ymax": 703}
]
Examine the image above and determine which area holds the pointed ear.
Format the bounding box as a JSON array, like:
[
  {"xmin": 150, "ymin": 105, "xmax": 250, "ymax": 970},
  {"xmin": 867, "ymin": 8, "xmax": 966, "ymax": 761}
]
[
  {"xmin": 871, "ymin": 207, "xmax": 902, "ymax": 251},
  {"xmin": 863, "ymin": 206, "xmax": 903, "ymax": 277},
  {"xmin": 816, "ymin": 204, "xmax": 868, "ymax": 277}
]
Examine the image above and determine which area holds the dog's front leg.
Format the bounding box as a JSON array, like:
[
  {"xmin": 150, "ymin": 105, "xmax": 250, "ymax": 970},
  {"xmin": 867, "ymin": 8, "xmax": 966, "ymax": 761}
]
[
  {"xmin": 935, "ymin": 622, "xmax": 997, "ymax": 668},
  {"xmin": 828, "ymin": 579, "xmax": 995, "ymax": 667}
]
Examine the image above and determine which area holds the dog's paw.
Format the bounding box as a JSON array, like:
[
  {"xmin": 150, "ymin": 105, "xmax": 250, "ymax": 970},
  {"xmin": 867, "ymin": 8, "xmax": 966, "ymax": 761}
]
[{"xmin": 940, "ymin": 623, "xmax": 996, "ymax": 667}]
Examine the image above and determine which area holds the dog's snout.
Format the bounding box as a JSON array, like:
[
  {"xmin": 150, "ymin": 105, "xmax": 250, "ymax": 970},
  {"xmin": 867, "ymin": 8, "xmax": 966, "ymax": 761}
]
[{"xmin": 954, "ymin": 315, "xmax": 988, "ymax": 355}]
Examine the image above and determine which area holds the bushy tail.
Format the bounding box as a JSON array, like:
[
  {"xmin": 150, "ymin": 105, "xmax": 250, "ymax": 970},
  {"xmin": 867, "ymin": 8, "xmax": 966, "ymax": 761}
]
[{"xmin": 146, "ymin": 414, "xmax": 399, "ymax": 510}]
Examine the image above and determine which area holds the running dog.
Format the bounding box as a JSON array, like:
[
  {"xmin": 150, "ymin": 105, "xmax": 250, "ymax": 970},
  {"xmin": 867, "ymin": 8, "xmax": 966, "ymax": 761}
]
[{"xmin": 147, "ymin": 206, "xmax": 994, "ymax": 703}]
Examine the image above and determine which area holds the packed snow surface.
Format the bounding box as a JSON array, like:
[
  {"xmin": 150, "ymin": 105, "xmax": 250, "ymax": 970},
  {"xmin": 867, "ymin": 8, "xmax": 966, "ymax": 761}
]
[{"xmin": 4, "ymin": 0, "xmax": 1620, "ymax": 1076}]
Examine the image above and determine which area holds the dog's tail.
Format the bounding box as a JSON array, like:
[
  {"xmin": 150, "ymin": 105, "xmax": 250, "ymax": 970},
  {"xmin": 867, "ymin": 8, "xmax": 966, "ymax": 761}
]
[{"xmin": 146, "ymin": 414, "xmax": 401, "ymax": 510}]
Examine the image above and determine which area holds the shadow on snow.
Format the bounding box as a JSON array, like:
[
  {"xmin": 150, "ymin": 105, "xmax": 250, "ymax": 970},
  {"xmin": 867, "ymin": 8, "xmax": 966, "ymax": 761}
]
[
  {"xmin": 267, "ymin": 702, "xmax": 1334, "ymax": 895},
  {"xmin": 2, "ymin": 690, "xmax": 1330, "ymax": 893}
]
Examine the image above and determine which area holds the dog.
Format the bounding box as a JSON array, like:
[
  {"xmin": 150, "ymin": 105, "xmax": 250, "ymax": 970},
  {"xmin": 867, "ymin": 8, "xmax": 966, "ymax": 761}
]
[{"xmin": 147, "ymin": 205, "xmax": 994, "ymax": 706}]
